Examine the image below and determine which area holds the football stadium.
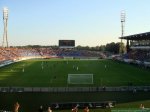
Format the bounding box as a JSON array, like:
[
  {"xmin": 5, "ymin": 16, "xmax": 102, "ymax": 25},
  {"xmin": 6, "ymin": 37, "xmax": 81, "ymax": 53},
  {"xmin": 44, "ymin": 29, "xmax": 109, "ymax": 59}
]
[
  {"xmin": 0, "ymin": 1, "xmax": 150, "ymax": 112},
  {"xmin": 0, "ymin": 39, "xmax": 150, "ymax": 112}
]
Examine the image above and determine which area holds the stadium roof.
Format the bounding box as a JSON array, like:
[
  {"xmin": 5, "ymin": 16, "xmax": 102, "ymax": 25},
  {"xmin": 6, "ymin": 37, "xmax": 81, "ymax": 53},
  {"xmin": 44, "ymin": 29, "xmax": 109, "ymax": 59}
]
[{"xmin": 119, "ymin": 32, "xmax": 150, "ymax": 40}]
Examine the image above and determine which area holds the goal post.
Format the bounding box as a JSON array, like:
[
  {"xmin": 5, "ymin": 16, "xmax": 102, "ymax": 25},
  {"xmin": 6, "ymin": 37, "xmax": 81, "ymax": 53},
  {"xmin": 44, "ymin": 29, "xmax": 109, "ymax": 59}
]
[
  {"xmin": 67, "ymin": 74, "xmax": 93, "ymax": 84},
  {"xmin": 63, "ymin": 56, "xmax": 74, "ymax": 60}
]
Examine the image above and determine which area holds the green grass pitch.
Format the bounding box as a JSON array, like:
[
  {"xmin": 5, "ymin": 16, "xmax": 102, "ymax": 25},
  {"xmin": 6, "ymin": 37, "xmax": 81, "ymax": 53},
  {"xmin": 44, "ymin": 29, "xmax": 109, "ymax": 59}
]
[
  {"xmin": 0, "ymin": 59, "xmax": 150, "ymax": 87},
  {"xmin": 0, "ymin": 59, "xmax": 150, "ymax": 112}
]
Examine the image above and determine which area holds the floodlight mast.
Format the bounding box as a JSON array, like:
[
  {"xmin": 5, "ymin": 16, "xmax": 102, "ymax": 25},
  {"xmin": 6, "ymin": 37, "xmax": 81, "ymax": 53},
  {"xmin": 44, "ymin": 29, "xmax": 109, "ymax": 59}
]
[
  {"xmin": 119, "ymin": 10, "xmax": 125, "ymax": 54},
  {"xmin": 2, "ymin": 7, "xmax": 9, "ymax": 48}
]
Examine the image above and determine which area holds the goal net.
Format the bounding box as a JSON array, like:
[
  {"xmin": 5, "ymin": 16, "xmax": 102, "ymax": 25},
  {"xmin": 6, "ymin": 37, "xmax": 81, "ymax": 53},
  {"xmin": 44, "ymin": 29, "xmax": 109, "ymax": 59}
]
[
  {"xmin": 68, "ymin": 74, "xmax": 93, "ymax": 84},
  {"xmin": 63, "ymin": 57, "xmax": 74, "ymax": 59}
]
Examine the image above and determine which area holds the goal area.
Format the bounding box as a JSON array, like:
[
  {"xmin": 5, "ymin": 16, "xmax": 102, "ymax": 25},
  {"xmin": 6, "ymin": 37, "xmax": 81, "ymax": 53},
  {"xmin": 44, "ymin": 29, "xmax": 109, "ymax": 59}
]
[{"xmin": 67, "ymin": 74, "xmax": 93, "ymax": 84}]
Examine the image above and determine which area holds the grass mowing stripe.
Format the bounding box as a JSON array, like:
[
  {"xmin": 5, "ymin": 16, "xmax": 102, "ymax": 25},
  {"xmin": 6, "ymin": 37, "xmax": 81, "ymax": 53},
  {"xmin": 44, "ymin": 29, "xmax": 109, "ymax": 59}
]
[{"xmin": 0, "ymin": 59, "xmax": 149, "ymax": 87}]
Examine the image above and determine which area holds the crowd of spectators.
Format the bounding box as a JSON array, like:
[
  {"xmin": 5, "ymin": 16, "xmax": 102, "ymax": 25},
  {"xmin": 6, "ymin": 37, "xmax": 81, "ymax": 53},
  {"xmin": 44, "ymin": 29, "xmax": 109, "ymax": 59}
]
[
  {"xmin": 127, "ymin": 50, "xmax": 150, "ymax": 62},
  {"xmin": 0, "ymin": 47, "xmax": 106, "ymax": 63},
  {"xmin": 0, "ymin": 47, "xmax": 19, "ymax": 61},
  {"xmin": 54, "ymin": 49, "xmax": 105, "ymax": 57},
  {"xmin": 119, "ymin": 49, "xmax": 150, "ymax": 68}
]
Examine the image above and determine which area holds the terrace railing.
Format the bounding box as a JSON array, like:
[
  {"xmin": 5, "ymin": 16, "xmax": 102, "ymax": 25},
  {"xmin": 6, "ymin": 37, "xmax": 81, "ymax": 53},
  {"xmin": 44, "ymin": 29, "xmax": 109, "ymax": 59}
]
[{"xmin": 0, "ymin": 86, "xmax": 150, "ymax": 93}]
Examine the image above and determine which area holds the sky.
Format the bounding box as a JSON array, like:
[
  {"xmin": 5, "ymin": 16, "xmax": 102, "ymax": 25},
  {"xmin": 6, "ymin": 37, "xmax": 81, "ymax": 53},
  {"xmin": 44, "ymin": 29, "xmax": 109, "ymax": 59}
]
[{"xmin": 0, "ymin": 0, "xmax": 150, "ymax": 46}]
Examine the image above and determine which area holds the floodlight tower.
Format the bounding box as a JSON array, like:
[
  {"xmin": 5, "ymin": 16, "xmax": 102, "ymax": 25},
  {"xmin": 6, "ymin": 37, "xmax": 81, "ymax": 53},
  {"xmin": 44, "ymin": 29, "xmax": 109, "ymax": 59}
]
[
  {"xmin": 119, "ymin": 10, "xmax": 125, "ymax": 54},
  {"xmin": 2, "ymin": 7, "xmax": 9, "ymax": 48}
]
